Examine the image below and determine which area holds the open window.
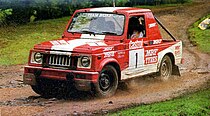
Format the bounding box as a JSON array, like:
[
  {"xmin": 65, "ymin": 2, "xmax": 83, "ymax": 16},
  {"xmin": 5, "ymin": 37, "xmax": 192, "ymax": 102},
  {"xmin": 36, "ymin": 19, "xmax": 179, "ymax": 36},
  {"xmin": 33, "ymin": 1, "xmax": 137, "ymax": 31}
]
[{"xmin": 127, "ymin": 16, "xmax": 146, "ymax": 39}]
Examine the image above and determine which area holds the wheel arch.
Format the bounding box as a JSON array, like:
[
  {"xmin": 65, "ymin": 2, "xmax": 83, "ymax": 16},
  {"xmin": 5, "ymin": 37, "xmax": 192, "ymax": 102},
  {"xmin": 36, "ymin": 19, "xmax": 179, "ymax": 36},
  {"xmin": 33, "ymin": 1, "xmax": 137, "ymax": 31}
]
[
  {"xmin": 93, "ymin": 59, "xmax": 120, "ymax": 97},
  {"xmin": 165, "ymin": 53, "xmax": 175, "ymax": 65},
  {"xmin": 166, "ymin": 53, "xmax": 181, "ymax": 76},
  {"xmin": 105, "ymin": 62, "xmax": 121, "ymax": 81},
  {"xmin": 98, "ymin": 58, "xmax": 121, "ymax": 81},
  {"xmin": 158, "ymin": 52, "xmax": 175, "ymax": 71}
]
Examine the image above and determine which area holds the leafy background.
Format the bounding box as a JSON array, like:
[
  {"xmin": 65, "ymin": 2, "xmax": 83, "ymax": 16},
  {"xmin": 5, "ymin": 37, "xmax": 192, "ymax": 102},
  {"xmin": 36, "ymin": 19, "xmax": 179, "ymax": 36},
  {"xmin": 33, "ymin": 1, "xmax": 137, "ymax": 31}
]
[{"xmin": 0, "ymin": 0, "xmax": 190, "ymax": 26}]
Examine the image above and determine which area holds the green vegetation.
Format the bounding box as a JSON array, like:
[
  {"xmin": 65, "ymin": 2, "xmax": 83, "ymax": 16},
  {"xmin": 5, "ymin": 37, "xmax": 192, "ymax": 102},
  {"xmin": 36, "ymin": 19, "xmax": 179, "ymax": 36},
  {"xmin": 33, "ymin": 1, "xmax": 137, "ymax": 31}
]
[
  {"xmin": 0, "ymin": 9, "xmax": 12, "ymax": 25},
  {"xmin": 0, "ymin": 0, "xmax": 192, "ymax": 25},
  {"xmin": 188, "ymin": 14, "xmax": 210, "ymax": 54},
  {"xmin": 0, "ymin": 16, "xmax": 69, "ymax": 65},
  {"xmin": 111, "ymin": 89, "xmax": 210, "ymax": 116}
]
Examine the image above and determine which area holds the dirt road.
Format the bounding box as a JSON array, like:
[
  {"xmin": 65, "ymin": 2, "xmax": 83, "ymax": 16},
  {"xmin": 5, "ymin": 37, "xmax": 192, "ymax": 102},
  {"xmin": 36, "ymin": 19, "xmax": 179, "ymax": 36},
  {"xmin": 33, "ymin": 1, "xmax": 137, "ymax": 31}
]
[{"xmin": 0, "ymin": 1, "xmax": 210, "ymax": 116}]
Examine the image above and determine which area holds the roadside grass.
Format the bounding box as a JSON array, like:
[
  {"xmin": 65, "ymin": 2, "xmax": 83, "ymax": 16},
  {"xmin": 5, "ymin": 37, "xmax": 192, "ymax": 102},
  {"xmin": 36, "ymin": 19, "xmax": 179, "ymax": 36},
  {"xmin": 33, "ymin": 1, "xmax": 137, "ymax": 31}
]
[
  {"xmin": 0, "ymin": 17, "xmax": 70, "ymax": 65},
  {"xmin": 188, "ymin": 14, "xmax": 210, "ymax": 54},
  {"xmin": 111, "ymin": 89, "xmax": 210, "ymax": 116}
]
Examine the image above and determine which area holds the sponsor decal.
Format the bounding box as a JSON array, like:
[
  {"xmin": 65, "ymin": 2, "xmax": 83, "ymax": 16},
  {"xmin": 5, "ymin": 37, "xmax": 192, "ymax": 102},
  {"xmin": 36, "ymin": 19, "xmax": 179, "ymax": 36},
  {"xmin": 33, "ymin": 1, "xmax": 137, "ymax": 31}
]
[
  {"xmin": 175, "ymin": 45, "xmax": 181, "ymax": 56},
  {"xmin": 175, "ymin": 50, "xmax": 181, "ymax": 56},
  {"xmin": 118, "ymin": 54, "xmax": 125, "ymax": 58},
  {"xmin": 117, "ymin": 51, "xmax": 125, "ymax": 58},
  {"xmin": 129, "ymin": 39, "xmax": 143, "ymax": 49},
  {"xmin": 84, "ymin": 13, "xmax": 99, "ymax": 17},
  {"xmin": 103, "ymin": 47, "xmax": 113, "ymax": 51},
  {"xmin": 81, "ymin": 13, "xmax": 114, "ymax": 17},
  {"xmin": 175, "ymin": 45, "xmax": 180, "ymax": 50},
  {"xmin": 153, "ymin": 39, "xmax": 162, "ymax": 44},
  {"xmin": 99, "ymin": 14, "xmax": 113, "ymax": 17},
  {"xmin": 118, "ymin": 51, "xmax": 125, "ymax": 55},
  {"xmin": 145, "ymin": 56, "xmax": 158, "ymax": 64},
  {"xmin": 104, "ymin": 51, "xmax": 115, "ymax": 58},
  {"xmin": 145, "ymin": 49, "xmax": 158, "ymax": 64},
  {"xmin": 149, "ymin": 23, "xmax": 156, "ymax": 28},
  {"xmin": 145, "ymin": 49, "xmax": 158, "ymax": 57}
]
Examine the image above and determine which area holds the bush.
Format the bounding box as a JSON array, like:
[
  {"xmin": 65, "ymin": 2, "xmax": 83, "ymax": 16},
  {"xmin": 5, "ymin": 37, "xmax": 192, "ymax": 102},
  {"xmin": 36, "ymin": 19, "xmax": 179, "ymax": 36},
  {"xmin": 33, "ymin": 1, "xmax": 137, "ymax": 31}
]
[{"xmin": 0, "ymin": 9, "xmax": 12, "ymax": 26}]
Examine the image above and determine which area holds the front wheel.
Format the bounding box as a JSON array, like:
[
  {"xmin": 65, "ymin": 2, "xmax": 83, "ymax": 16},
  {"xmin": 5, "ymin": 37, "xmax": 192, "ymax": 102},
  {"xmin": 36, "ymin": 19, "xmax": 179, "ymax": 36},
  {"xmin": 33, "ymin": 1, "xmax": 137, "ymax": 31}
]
[
  {"xmin": 94, "ymin": 65, "xmax": 118, "ymax": 98},
  {"xmin": 158, "ymin": 55, "xmax": 172, "ymax": 81},
  {"xmin": 31, "ymin": 78, "xmax": 69, "ymax": 98}
]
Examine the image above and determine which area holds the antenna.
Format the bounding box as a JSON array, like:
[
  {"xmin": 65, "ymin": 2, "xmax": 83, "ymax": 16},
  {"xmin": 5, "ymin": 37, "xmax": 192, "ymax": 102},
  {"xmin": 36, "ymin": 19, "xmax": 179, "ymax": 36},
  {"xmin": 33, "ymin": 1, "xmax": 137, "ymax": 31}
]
[{"xmin": 113, "ymin": 0, "xmax": 116, "ymax": 7}]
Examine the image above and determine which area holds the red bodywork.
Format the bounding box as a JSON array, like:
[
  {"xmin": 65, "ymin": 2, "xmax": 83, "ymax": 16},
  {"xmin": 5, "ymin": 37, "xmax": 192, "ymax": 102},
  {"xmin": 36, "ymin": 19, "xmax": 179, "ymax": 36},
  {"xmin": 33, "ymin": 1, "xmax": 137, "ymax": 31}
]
[{"xmin": 24, "ymin": 7, "xmax": 182, "ymax": 91}]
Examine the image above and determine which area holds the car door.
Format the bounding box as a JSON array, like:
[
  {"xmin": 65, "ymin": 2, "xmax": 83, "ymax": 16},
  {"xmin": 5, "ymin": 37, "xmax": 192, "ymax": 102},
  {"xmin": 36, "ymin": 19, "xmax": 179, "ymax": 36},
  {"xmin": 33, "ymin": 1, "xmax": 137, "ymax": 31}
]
[{"xmin": 126, "ymin": 15, "xmax": 146, "ymax": 74}]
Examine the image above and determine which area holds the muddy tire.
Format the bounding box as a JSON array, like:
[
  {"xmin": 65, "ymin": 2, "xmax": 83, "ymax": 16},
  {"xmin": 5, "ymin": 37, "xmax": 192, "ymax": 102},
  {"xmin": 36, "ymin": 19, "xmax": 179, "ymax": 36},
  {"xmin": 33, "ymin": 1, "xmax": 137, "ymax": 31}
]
[
  {"xmin": 31, "ymin": 85, "xmax": 43, "ymax": 95},
  {"xmin": 94, "ymin": 65, "xmax": 118, "ymax": 98},
  {"xmin": 31, "ymin": 78, "xmax": 67, "ymax": 98},
  {"xmin": 158, "ymin": 55, "xmax": 172, "ymax": 81}
]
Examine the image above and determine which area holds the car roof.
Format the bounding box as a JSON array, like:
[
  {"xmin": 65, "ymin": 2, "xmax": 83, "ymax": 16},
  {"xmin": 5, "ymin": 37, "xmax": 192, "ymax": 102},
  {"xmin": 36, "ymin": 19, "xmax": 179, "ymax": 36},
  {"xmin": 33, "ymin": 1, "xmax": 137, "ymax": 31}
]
[{"xmin": 76, "ymin": 7, "xmax": 151, "ymax": 14}]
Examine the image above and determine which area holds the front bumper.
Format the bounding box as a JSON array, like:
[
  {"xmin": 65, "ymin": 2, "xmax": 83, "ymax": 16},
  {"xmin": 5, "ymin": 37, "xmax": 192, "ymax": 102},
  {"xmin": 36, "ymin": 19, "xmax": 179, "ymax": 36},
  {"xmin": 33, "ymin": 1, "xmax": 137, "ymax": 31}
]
[{"xmin": 23, "ymin": 66, "xmax": 99, "ymax": 91}]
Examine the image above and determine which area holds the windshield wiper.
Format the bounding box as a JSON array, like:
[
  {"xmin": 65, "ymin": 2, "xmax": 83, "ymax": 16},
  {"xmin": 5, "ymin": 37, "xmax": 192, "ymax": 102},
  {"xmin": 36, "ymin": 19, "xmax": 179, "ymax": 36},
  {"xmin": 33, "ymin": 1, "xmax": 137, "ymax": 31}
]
[
  {"xmin": 81, "ymin": 30, "xmax": 96, "ymax": 36},
  {"xmin": 101, "ymin": 31, "xmax": 118, "ymax": 35},
  {"xmin": 68, "ymin": 31, "xmax": 79, "ymax": 35}
]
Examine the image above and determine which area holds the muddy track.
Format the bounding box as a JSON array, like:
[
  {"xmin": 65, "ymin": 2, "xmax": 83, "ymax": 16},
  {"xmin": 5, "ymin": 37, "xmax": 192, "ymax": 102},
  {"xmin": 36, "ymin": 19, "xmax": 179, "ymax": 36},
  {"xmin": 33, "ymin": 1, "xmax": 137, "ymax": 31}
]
[{"xmin": 0, "ymin": 1, "xmax": 210, "ymax": 116}]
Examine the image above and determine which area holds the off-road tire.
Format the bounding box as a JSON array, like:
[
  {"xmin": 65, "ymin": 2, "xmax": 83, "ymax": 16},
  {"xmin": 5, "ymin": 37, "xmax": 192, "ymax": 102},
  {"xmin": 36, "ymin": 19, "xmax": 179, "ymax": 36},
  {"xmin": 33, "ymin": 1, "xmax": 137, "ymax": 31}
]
[
  {"xmin": 31, "ymin": 78, "xmax": 68, "ymax": 98},
  {"xmin": 94, "ymin": 65, "xmax": 118, "ymax": 98},
  {"xmin": 158, "ymin": 55, "xmax": 172, "ymax": 81}
]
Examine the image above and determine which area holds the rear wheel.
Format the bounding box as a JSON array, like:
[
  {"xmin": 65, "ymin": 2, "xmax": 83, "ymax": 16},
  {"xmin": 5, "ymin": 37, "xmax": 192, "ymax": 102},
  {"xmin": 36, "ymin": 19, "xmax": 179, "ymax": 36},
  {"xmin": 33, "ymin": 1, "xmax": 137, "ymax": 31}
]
[
  {"xmin": 158, "ymin": 55, "xmax": 172, "ymax": 81},
  {"xmin": 94, "ymin": 65, "xmax": 118, "ymax": 98}
]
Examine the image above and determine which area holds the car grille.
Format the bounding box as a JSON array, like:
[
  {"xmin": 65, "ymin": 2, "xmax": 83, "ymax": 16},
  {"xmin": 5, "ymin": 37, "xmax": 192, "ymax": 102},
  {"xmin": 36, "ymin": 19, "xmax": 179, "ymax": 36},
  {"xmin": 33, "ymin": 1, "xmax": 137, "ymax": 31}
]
[
  {"xmin": 48, "ymin": 54, "xmax": 71, "ymax": 66},
  {"xmin": 43, "ymin": 54, "xmax": 77, "ymax": 69}
]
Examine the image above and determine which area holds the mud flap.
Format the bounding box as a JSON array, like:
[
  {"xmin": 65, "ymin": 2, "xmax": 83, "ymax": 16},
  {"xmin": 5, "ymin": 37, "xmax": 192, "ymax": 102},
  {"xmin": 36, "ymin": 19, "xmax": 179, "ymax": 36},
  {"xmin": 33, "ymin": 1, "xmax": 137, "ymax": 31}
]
[
  {"xmin": 172, "ymin": 65, "xmax": 181, "ymax": 76},
  {"xmin": 23, "ymin": 73, "xmax": 37, "ymax": 85},
  {"xmin": 75, "ymin": 80, "xmax": 91, "ymax": 91}
]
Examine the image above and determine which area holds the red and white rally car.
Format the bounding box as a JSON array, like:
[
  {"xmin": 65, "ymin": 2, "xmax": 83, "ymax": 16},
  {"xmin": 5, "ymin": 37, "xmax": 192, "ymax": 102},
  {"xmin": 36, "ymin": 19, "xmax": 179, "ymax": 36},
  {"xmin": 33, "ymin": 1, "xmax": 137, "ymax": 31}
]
[{"xmin": 23, "ymin": 7, "xmax": 182, "ymax": 97}]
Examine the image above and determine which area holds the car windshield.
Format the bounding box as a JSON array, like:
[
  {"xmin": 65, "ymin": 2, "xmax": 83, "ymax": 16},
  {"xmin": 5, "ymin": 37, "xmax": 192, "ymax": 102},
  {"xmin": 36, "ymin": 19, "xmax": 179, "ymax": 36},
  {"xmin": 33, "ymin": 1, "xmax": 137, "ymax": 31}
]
[{"xmin": 68, "ymin": 12, "xmax": 125, "ymax": 36}]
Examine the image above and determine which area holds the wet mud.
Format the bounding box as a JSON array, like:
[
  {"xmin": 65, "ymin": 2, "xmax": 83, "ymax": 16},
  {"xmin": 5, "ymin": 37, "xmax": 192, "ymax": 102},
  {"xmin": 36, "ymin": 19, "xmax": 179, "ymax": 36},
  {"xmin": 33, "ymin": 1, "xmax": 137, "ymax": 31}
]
[{"xmin": 0, "ymin": 1, "xmax": 210, "ymax": 115}]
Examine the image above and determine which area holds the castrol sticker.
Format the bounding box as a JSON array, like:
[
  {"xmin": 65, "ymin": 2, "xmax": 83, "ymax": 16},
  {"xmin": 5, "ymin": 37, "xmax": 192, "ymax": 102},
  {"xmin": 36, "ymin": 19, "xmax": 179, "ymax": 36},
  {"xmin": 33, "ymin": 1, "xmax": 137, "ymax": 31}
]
[{"xmin": 129, "ymin": 39, "xmax": 143, "ymax": 49}]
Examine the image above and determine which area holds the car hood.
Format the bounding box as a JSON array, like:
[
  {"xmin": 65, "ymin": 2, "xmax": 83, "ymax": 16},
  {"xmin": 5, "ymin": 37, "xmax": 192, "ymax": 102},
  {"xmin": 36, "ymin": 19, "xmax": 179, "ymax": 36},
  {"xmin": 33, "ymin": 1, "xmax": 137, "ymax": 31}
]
[{"xmin": 34, "ymin": 38, "xmax": 119, "ymax": 53}]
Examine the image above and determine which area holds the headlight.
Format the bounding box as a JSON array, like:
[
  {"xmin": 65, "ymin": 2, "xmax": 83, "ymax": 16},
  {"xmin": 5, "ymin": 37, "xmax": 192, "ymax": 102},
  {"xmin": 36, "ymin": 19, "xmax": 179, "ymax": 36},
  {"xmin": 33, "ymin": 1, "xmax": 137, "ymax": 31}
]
[
  {"xmin": 80, "ymin": 56, "xmax": 90, "ymax": 67},
  {"xmin": 33, "ymin": 52, "xmax": 43, "ymax": 63}
]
